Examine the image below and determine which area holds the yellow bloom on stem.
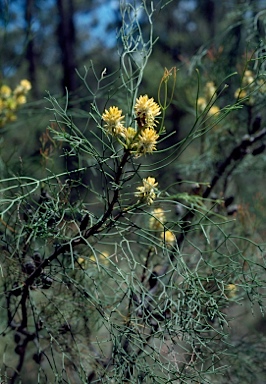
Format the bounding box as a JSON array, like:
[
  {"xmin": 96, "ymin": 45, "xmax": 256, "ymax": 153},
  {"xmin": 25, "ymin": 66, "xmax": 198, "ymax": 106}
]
[
  {"xmin": 76, "ymin": 256, "xmax": 89, "ymax": 269},
  {"xmin": 198, "ymin": 82, "xmax": 219, "ymax": 115},
  {"xmin": 121, "ymin": 126, "xmax": 137, "ymax": 148},
  {"xmin": 0, "ymin": 79, "xmax": 31, "ymax": 128},
  {"xmin": 205, "ymin": 81, "xmax": 217, "ymax": 101},
  {"xmin": 14, "ymin": 79, "xmax": 32, "ymax": 96},
  {"xmin": 161, "ymin": 230, "xmax": 176, "ymax": 247},
  {"xmin": 198, "ymin": 96, "xmax": 220, "ymax": 116},
  {"xmin": 90, "ymin": 251, "xmax": 109, "ymax": 266},
  {"xmin": 257, "ymin": 79, "xmax": 266, "ymax": 94},
  {"xmin": 135, "ymin": 177, "xmax": 158, "ymax": 205},
  {"xmin": 208, "ymin": 105, "xmax": 220, "ymax": 116},
  {"xmin": 243, "ymin": 70, "xmax": 254, "ymax": 86},
  {"xmin": 6, "ymin": 98, "xmax": 17, "ymax": 110},
  {"xmin": 197, "ymin": 97, "xmax": 207, "ymax": 112},
  {"xmin": 234, "ymin": 88, "xmax": 247, "ymax": 99},
  {"xmin": 0, "ymin": 85, "xmax": 12, "ymax": 98},
  {"xmin": 20, "ymin": 79, "xmax": 32, "ymax": 92},
  {"xmin": 224, "ymin": 283, "xmax": 237, "ymax": 299},
  {"xmin": 136, "ymin": 127, "xmax": 159, "ymax": 155},
  {"xmin": 99, "ymin": 251, "xmax": 109, "ymax": 265},
  {"xmin": 16, "ymin": 95, "xmax": 27, "ymax": 105},
  {"xmin": 78, "ymin": 257, "xmax": 85, "ymax": 264},
  {"xmin": 149, "ymin": 208, "xmax": 166, "ymax": 230},
  {"xmin": 134, "ymin": 95, "xmax": 161, "ymax": 129},
  {"xmin": 102, "ymin": 106, "xmax": 125, "ymax": 136}
]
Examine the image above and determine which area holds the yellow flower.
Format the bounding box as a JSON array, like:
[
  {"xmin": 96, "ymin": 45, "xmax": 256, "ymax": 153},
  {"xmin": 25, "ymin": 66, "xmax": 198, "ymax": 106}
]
[
  {"xmin": 20, "ymin": 79, "xmax": 32, "ymax": 92},
  {"xmin": 197, "ymin": 97, "xmax": 207, "ymax": 112},
  {"xmin": 102, "ymin": 106, "xmax": 125, "ymax": 136},
  {"xmin": 161, "ymin": 230, "xmax": 176, "ymax": 247},
  {"xmin": 197, "ymin": 82, "xmax": 219, "ymax": 115},
  {"xmin": 257, "ymin": 79, "xmax": 266, "ymax": 94},
  {"xmin": 14, "ymin": 80, "xmax": 32, "ymax": 96},
  {"xmin": 76, "ymin": 257, "xmax": 89, "ymax": 269},
  {"xmin": 198, "ymin": 96, "xmax": 219, "ymax": 116},
  {"xmin": 243, "ymin": 70, "xmax": 254, "ymax": 86},
  {"xmin": 6, "ymin": 98, "xmax": 17, "ymax": 110},
  {"xmin": 205, "ymin": 81, "xmax": 216, "ymax": 101},
  {"xmin": 135, "ymin": 177, "xmax": 158, "ymax": 205},
  {"xmin": 134, "ymin": 95, "xmax": 161, "ymax": 129},
  {"xmin": 208, "ymin": 105, "xmax": 220, "ymax": 116},
  {"xmin": 136, "ymin": 127, "xmax": 159, "ymax": 155},
  {"xmin": 149, "ymin": 208, "xmax": 165, "ymax": 230},
  {"xmin": 121, "ymin": 126, "xmax": 137, "ymax": 147},
  {"xmin": 99, "ymin": 251, "xmax": 109, "ymax": 265},
  {"xmin": 16, "ymin": 95, "xmax": 27, "ymax": 105},
  {"xmin": 224, "ymin": 283, "xmax": 237, "ymax": 299},
  {"xmin": 90, "ymin": 251, "xmax": 109, "ymax": 266},
  {"xmin": 0, "ymin": 85, "xmax": 12, "ymax": 98},
  {"xmin": 234, "ymin": 88, "xmax": 247, "ymax": 99}
]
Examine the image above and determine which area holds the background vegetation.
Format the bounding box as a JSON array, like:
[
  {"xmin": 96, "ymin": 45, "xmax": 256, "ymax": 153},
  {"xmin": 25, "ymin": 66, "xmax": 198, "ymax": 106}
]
[{"xmin": 0, "ymin": 0, "xmax": 266, "ymax": 383}]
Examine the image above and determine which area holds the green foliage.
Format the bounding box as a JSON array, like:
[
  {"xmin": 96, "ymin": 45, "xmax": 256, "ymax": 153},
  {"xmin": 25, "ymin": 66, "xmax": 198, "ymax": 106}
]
[{"xmin": 0, "ymin": 1, "xmax": 266, "ymax": 384}]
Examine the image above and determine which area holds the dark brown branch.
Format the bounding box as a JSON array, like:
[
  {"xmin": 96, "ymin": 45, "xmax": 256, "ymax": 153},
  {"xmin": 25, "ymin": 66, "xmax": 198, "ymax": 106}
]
[
  {"xmin": 176, "ymin": 128, "xmax": 266, "ymax": 248},
  {"xmin": 203, "ymin": 128, "xmax": 266, "ymax": 199},
  {"xmin": 22, "ymin": 149, "xmax": 131, "ymax": 288},
  {"xmin": 7, "ymin": 149, "xmax": 132, "ymax": 382},
  {"xmin": 10, "ymin": 327, "xmax": 36, "ymax": 384}
]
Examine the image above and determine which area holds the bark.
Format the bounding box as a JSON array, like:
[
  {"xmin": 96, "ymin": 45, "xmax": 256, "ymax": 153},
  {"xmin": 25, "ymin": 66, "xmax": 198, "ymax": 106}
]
[
  {"xmin": 25, "ymin": 0, "xmax": 39, "ymax": 98},
  {"xmin": 56, "ymin": 0, "xmax": 77, "ymax": 94}
]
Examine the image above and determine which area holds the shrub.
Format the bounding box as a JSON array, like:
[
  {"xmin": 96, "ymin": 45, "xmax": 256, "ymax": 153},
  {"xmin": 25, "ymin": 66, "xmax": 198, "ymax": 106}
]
[{"xmin": 1, "ymin": 1, "xmax": 266, "ymax": 383}]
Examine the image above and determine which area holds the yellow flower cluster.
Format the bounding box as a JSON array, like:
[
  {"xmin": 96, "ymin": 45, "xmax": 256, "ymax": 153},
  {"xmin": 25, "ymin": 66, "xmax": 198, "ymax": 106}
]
[
  {"xmin": 224, "ymin": 283, "xmax": 237, "ymax": 299},
  {"xmin": 161, "ymin": 230, "xmax": 176, "ymax": 247},
  {"xmin": 134, "ymin": 94, "xmax": 161, "ymax": 129},
  {"xmin": 101, "ymin": 95, "xmax": 161, "ymax": 156},
  {"xmin": 135, "ymin": 177, "xmax": 158, "ymax": 205},
  {"xmin": 102, "ymin": 106, "xmax": 125, "ymax": 136},
  {"xmin": 233, "ymin": 70, "xmax": 266, "ymax": 105},
  {"xmin": 197, "ymin": 81, "xmax": 220, "ymax": 116},
  {"xmin": 234, "ymin": 70, "xmax": 254, "ymax": 100},
  {"xmin": 77, "ymin": 251, "xmax": 110, "ymax": 268},
  {"xmin": 149, "ymin": 207, "xmax": 176, "ymax": 246},
  {"xmin": 136, "ymin": 127, "xmax": 159, "ymax": 154},
  {"xmin": 0, "ymin": 79, "xmax": 31, "ymax": 128},
  {"xmin": 89, "ymin": 251, "xmax": 110, "ymax": 266},
  {"xmin": 149, "ymin": 207, "xmax": 166, "ymax": 230}
]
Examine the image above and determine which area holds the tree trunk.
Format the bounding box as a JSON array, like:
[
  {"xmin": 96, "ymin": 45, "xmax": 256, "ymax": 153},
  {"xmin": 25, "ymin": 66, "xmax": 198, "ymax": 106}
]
[
  {"xmin": 197, "ymin": 0, "xmax": 216, "ymax": 38},
  {"xmin": 25, "ymin": 0, "xmax": 39, "ymax": 98},
  {"xmin": 56, "ymin": 0, "xmax": 77, "ymax": 94}
]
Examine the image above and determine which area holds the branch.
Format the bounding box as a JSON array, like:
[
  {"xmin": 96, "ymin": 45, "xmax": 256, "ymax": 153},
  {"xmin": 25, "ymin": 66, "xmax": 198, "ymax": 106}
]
[
  {"xmin": 20, "ymin": 149, "xmax": 132, "ymax": 289},
  {"xmin": 203, "ymin": 128, "xmax": 266, "ymax": 198},
  {"xmin": 7, "ymin": 149, "xmax": 132, "ymax": 382}
]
